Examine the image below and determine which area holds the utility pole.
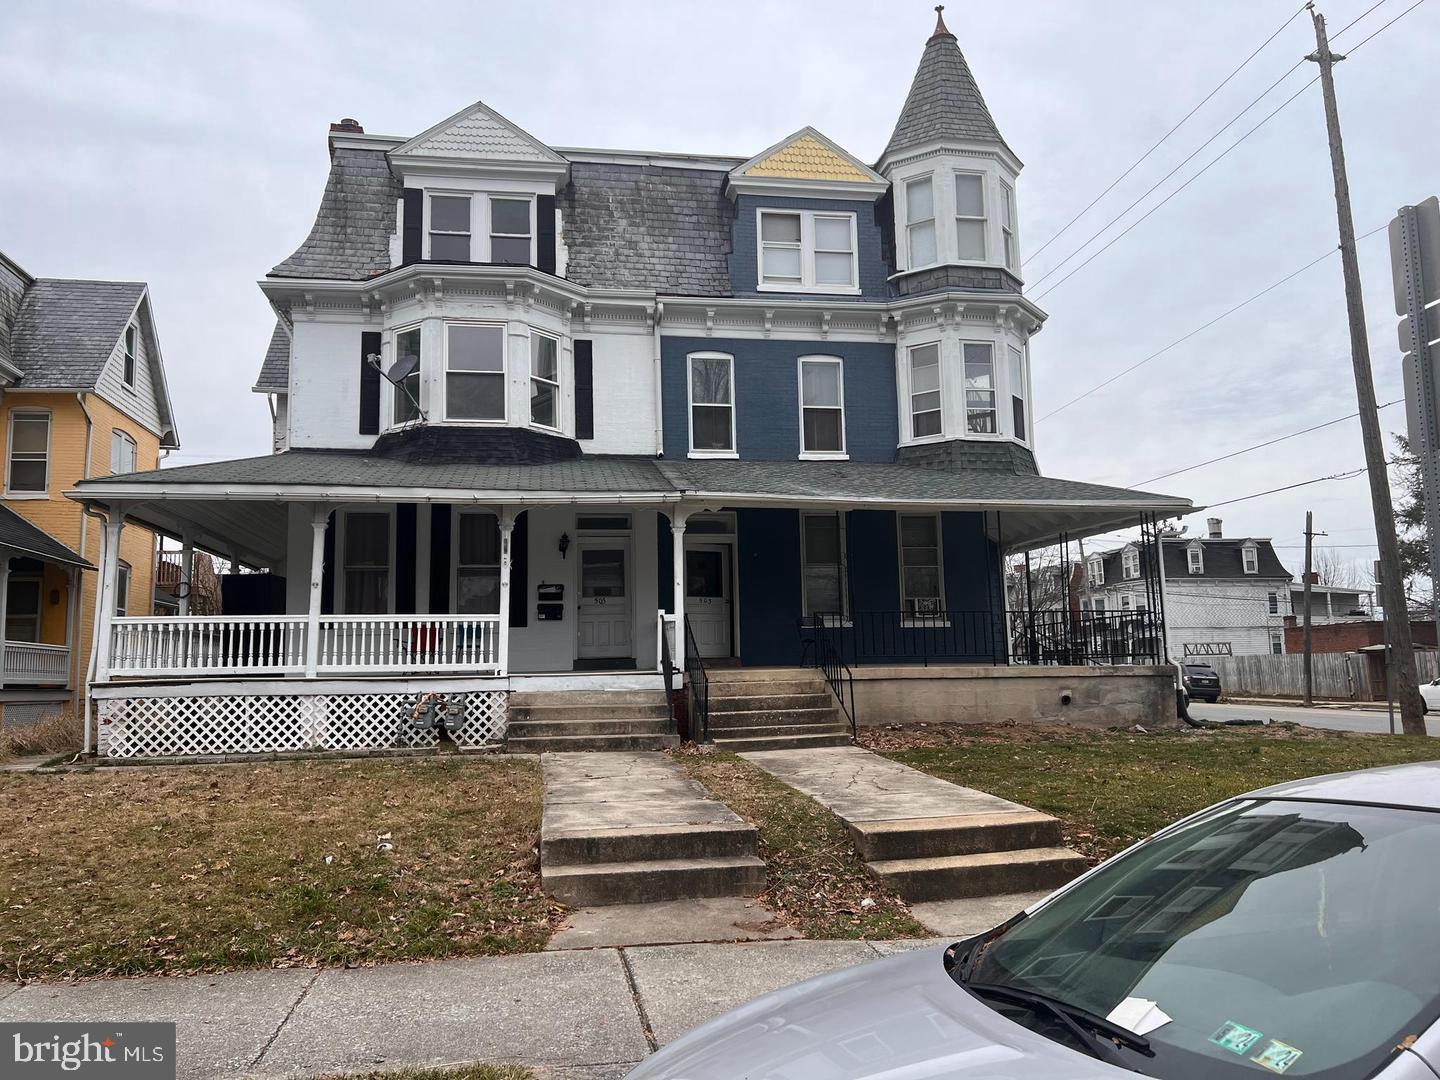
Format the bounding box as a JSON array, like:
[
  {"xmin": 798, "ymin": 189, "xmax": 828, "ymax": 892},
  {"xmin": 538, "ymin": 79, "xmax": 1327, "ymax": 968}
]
[
  {"xmin": 1301, "ymin": 511, "xmax": 1326, "ymax": 706},
  {"xmin": 1307, "ymin": 5, "xmax": 1427, "ymax": 734}
]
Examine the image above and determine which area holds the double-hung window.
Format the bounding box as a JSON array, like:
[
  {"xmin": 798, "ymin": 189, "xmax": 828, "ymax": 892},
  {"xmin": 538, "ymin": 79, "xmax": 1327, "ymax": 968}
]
[
  {"xmin": 1007, "ymin": 344, "xmax": 1027, "ymax": 440},
  {"xmin": 688, "ymin": 353, "xmax": 735, "ymax": 454},
  {"xmin": 530, "ymin": 332, "xmax": 560, "ymax": 428},
  {"xmin": 1121, "ymin": 548, "xmax": 1139, "ymax": 580},
  {"xmin": 1268, "ymin": 591, "xmax": 1280, "ymax": 615},
  {"xmin": 428, "ymin": 194, "xmax": 472, "ymax": 260},
  {"xmin": 899, "ymin": 514, "xmax": 944, "ymax": 617},
  {"xmin": 1243, "ymin": 545, "xmax": 1259, "ymax": 574},
  {"xmin": 392, "ymin": 326, "xmax": 422, "ymax": 424},
  {"xmin": 445, "ymin": 323, "xmax": 505, "ymax": 421},
  {"xmin": 1188, "ymin": 546, "xmax": 1204, "ymax": 574},
  {"xmin": 455, "ymin": 512, "xmax": 501, "ymax": 614},
  {"xmin": 955, "ymin": 173, "xmax": 987, "ymax": 261},
  {"xmin": 757, "ymin": 210, "xmax": 857, "ymax": 291},
  {"xmin": 122, "ymin": 325, "xmax": 137, "ymax": 388},
  {"xmin": 799, "ymin": 356, "xmax": 844, "ymax": 455},
  {"xmin": 963, "ymin": 343, "xmax": 997, "ymax": 434},
  {"xmin": 905, "ymin": 176, "xmax": 937, "ymax": 268},
  {"xmin": 1088, "ymin": 556, "xmax": 1104, "ymax": 586},
  {"xmin": 110, "ymin": 430, "xmax": 137, "ymax": 475},
  {"xmin": 999, "ymin": 181, "xmax": 1017, "ymax": 270},
  {"xmin": 802, "ymin": 512, "xmax": 847, "ymax": 619},
  {"xmin": 489, "ymin": 198, "xmax": 532, "ymax": 265},
  {"xmin": 6, "ymin": 410, "xmax": 50, "ymax": 495},
  {"xmin": 1270, "ymin": 631, "xmax": 1284, "ymax": 655},
  {"xmin": 341, "ymin": 511, "xmax": 391, "ymax": 614},
  {"xmin": 908, "ymin": 343, "xmax": 942, "ymax": 439}
]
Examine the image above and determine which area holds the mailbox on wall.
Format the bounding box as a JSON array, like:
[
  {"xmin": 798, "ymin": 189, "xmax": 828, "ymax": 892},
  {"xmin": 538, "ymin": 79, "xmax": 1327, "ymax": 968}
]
[{"xmin": 537, "ymin": 583, "xmax": 564, "ymax": 621}]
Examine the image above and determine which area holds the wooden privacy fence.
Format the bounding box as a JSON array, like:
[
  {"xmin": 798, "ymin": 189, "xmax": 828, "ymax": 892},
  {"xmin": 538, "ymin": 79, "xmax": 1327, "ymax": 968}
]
[{"xmin": 1209, "ymin": 651, "xmax": 1440, "ymax": 700}]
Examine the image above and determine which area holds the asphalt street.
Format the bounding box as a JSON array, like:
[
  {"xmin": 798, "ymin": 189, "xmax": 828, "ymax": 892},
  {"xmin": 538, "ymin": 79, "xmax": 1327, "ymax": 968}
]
[{"xmin": 1189, "ymin": 700, "xmax": 1440, "ymax": 737}]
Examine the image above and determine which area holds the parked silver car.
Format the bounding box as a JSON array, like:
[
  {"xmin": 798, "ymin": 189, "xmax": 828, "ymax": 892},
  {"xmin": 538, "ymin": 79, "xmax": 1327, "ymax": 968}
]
[{"xmin": 627, "ymin": 762, "xmax": 1440, "ymax": 1078}]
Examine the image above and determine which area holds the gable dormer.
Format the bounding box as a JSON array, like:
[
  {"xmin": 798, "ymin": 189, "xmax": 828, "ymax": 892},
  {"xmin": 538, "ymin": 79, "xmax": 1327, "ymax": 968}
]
[
  {"xmin": 1121, "ymin": 544, "xmax": 1140, "ymax": 580},
  {"xmin": 1186, "ymin": 540, "xmax": 1205, "ymax": 575},
  {"xmin": 388, "ymin": 100, "xmax": 569, "ymax": 273},
  {"xmin": 1241, "ymin": 540, "xmax": 1259, "ymax": 574},
  {"xmin": 726, "ymin": 128, "xmax": 889, "ymax": 299}
]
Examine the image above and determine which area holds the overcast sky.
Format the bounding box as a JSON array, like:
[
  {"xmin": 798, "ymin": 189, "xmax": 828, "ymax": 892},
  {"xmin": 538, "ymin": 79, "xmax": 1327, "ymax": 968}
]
[{"xmin": 3, "ymin": 0, "xmax": 1437, "ymax": 576}]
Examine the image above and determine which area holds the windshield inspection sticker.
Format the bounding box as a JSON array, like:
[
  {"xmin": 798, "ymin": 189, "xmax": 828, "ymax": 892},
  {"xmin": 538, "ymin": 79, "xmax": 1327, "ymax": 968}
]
[
  {"xmin": 1209, "ymin": 1021, "xmax": 1264, "ymax": 1055},
  {"xmin": 1251, "ymin": 1040, "xmax": 1304, "ymax": 1074}
]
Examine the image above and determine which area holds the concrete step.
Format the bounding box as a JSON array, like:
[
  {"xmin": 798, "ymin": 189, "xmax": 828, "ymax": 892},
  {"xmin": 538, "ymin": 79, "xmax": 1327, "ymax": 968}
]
[
  {"xmin": 705, "ymin": 707, "xmax": 840, "ymax": 727},
  {"xmin": 707, "ymin": 692, "xmax": 834, "ymax": 712},
  {"xmin": 867, "ymin": 847, "xmax": 1088, "ymax": 902},
  {"xmin": 542, "ymin": 855, "xmax": 767, "ymax": 906},
  {"xmin": 705, "ymin": 721, "xmax": 851, "ymax": 739},
  {"xmin": 509, "ymin": 703, "xmax": 673, "ymax": 722},
  {"xmin": 705, "ymin": 667, "xmax": 812, "ymax": 681},
  {"xmin": 709, "ymin": 731, "xmax": 853, "ymax": 752},
  {"xmin": 848, "ymin": 811, "xmax": 1065, "ymax": 862},
  {"xmin": 506, "ymin": 733, "xmax": 680, "ymax": 754},
  {"xmin": 507, "ymin": 717, "xmax": 675, "ymax": 738},
  {"xmin": 510, "ymin": 690, "xmax": 669, "ymax": 707},
  {"xmin": 541, "ymin": 821, "xmax": 758, "ymax": 865},
  {"xmin": 709, "ymin": 679, "xmax": 827, "ymax": 697}
]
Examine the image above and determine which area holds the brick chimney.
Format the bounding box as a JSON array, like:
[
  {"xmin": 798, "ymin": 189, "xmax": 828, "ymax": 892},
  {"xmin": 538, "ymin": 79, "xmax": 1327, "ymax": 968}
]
[
  {"xmin": 1207, "ymin": 517, "xmax": 1223, "ymax": 539},
  {"xmin": 328, "ymin": 118, "xmax": 364, "ymax": 158}
]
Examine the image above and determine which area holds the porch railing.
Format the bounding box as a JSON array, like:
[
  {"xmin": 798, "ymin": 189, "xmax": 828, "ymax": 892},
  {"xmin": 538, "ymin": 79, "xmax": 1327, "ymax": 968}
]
[
  {"xmin": 807, "ymin": 618, "xmax": 857, "ymax": 737},
  {"xmin": 107, "ymin": 614, "xmax": 502, "ymax": 678},
  {"xmin": 801, "ymin": 609, "xmax": 1166, "ymax": 668},
  {"xmin": 683, "ymin": 615, "xmax": 710, "ymax": 744},
  {"xmin": 3, "ymin": 642, "xmax": 70, "ymax": 684}
]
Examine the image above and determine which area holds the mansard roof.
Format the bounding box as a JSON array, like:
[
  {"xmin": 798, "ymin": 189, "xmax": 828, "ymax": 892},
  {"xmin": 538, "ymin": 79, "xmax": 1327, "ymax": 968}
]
[
  {"xmin": 1097, "ymin": 537, "xmax": 1292, "ymax": 583},
  {"xmin": 270, "ymin": 147, "xmax": 400, "ymax": 280},
  {"xmin": 883, "ymin": 10, "xmax": 1013, "ymax": 162},
  {"xmin": 253, "ymin": 320, "xmax": 290, "ymax": 393}
]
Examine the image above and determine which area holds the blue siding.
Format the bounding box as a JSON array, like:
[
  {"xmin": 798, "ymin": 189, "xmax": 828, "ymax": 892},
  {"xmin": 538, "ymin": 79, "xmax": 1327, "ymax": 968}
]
[
  {"xmin": 729, "ymin": 195, "xmax": 891, "ymax": 300},
  {"xmin": 661, "ymin": 336, "xmax": 898, "ymax": 462}
]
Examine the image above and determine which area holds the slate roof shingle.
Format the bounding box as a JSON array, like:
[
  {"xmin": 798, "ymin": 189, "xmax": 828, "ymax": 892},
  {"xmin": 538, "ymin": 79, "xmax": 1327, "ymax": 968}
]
[
  {"xmin": 253, "ymin": 320, "xmax": 290, "ymax": 392},
  {"xmin": 1098, "ymin": 538, "xmax": 1293, "ymax": 582},
  {"xmin": 9, "ymin": 279, "xmax": 145, "ymax": 387},
  {"xmin": 270, "ymin": 148, "xmax": 400, "ymax": 280},
  {"xmin": 0, "ymin": 505, "xmax": 91, "ymax": 568},
  {"xmin": 884, "ymin": 24, "xmax": 1013, "ymax": 161}
]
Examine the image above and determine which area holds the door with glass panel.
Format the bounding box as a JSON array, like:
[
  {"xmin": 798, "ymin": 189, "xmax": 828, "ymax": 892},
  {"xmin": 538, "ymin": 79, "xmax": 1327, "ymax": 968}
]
[
  {"xmin": 684, "ymin": 544, "xmax": 732, "ymax": 658},
  {"xmin": 576, "ymin": 542, "xmax": 632, "ymax": 660}
]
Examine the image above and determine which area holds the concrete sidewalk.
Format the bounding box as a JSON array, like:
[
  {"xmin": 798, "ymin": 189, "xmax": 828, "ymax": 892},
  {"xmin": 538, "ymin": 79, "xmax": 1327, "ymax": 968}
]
[{"xmin": 0, "ymin": 937, "xmax": 947, "ymax": 1080}]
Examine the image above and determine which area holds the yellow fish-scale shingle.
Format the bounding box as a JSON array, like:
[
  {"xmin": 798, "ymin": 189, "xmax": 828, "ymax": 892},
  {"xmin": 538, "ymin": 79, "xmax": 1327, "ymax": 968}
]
[{"xmin": 743, "ymin": 135, "xmax": 873, "ymax": 183}]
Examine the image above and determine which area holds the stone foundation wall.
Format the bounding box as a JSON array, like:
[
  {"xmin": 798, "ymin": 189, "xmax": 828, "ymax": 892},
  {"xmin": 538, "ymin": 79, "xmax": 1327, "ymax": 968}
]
[{"xmin": 848, "ymin": 665, "xmax": 1175, "ymax": 728}]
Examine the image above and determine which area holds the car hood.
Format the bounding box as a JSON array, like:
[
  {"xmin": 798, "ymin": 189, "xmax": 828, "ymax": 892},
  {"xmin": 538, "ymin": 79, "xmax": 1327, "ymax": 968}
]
[{"xmin": 625, "ymin": 946, "xmax": 1131, "ymax": 1079}]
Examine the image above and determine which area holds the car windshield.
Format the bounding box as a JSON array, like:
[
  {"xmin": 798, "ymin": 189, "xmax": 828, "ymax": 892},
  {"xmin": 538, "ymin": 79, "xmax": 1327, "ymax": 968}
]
[
  {"xmin": 964, "ymin": 799, "xmax": 1440, "ymax": 1078},
  {"xmin": 1183, "ymin": 666, "xmax": 1214, "ymax": 676}
]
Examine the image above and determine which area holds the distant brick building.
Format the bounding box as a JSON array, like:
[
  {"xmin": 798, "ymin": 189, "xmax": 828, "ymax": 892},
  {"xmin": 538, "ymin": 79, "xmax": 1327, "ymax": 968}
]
[{"xmin": 1282, "ymin": 618, "xmax": 1438, "ymax": 654}]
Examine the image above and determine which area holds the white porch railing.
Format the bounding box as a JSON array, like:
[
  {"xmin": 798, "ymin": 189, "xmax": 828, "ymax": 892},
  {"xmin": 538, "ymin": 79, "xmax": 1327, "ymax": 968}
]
[
  {"xmin": 107, "ymin": 614, "xmax": 502, "ymax": 678},
  {"xmin": 4, "ymin": 642, "xmax": 70, "ymax": 684}
]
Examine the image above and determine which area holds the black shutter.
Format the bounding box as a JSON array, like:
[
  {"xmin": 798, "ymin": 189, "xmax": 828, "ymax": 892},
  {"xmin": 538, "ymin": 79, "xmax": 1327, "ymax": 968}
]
[
  {"xmin": 429, "ymin": 504, "xmax": 452, "ymax": 612},
  {"xmin": 321, "ymin": 512, "xmax": 336, "ymax": 615},
  {"xmin": 359, "ymin": 331, "xmax": 381, "ymax": 435},
  {"xmin": 509, "ymin": 512, "xmax": 529, "ymax": 627},
  {"xmin": 395, "ymin": 503, "xmax": 416, "ymax": 613},
  {"xmin": 537, "ymin": 194, "xmax": 556, "ymax": 274},
  {"xmin": 402, "ymin": 188, "xmax": 423, "ymax": 264},
  {"xmin": 574, "ymin": 339, "xmax": 594, "ymax": 440},
  {"xmin": 875, "ymin": 189, "xmax": 896, "ymax": 275}
]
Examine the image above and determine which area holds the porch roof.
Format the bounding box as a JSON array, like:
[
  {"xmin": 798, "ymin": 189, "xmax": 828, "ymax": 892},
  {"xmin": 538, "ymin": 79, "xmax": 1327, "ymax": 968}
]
[
  {"xmin": 0, "ymin": 506, "xmax": 91, "ymax": 569},
  {"xmin": 68, "ymin": 449, "xmax": 1191, "ymax": 554}
]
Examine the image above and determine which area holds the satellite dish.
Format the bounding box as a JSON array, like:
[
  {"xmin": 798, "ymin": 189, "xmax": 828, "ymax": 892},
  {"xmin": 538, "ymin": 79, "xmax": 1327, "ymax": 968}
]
[{"xmin": 385, "ymin": 353, "xmax": 419, "ymax": 385}]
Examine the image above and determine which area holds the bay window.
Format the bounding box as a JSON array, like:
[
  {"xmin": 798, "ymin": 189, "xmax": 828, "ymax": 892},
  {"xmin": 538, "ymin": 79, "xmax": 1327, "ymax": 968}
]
[
  {"xmin": 899, "ymin": 513, "xmax": 944, "ymax": 617},
  {"xmin": 6, "ymin": 410, "xmax": 50, "ymax": 495},
  {"xmin": 955, "ymin": 172, "xmax": 987, "ymax": 261},
  {"xmin": 908, "ymin": 343, "xmax": 942, "ymax": 439},
  {"xmin": 799, "ymin": 356, "xmax": 844, "ymax": 455},
  {"xmin": 455, "ymin": 512, "xmax": 501, "ymax": 614},
  {"xmin": 530, "ymin": 332, "xmax": 560, "ymax": 428},
  {"xmin": 392, "ymin": 326, "xmax": 422, "ymax": 424},
  {"xmin": 757, "ymin": 210, "xmax": 857, "ymax": 291},
  {"xmin": 905, "ymin": 176, "xmax": 937, "ymax": 268},
  {"xmin": 999, "ymin": 180, "xmax": 1017, "ymax": 270},
  {"xmin": 428, "ymin": 194, "xmax": 472, "ymax": 260},
  {"xmin": 489, "ymin": 198, "xmax": 532, "ymax": 265},
  {"xmin": 802, "ymin": 513, "xmax": 847, "ymax": 619},
  {"xmin": 341, "ymin": 511, "xmax": 391, "ymax": 614},
  {"xmin": 445, "ymin": 323, "xmax": 506, "ymax": 421},
  {"xmin": 964, "ymin": 343, "xmax": 997, "ymax": 434},
  {"xmin": 689, "ymin": 353, "xmax": 735, "ymax": 454},
  {"xmin": 1007, "ymin": 343, "xmax": 1027, "ymax": 441}
]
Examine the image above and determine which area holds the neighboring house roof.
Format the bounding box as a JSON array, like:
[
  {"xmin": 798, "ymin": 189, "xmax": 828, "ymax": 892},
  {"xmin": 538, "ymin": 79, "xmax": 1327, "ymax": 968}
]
[
  {"xmin": 883, "ymin": 10, "xmax": 1012, "ymax": 162},
  {"xmin": 270, "ymin": 147, "xmax": 401, "ymax": 280},
  {"xmin": 0, "ymin": 505, "xmax": 91, "ymax": 568},
  {"xmin": 1095, "ymin": 537, "xmax": 1292, "ymax": 584},
  {"xmin": 253, "ymin": 320, "xmax": 290, "ymax": 393},
  {"xmin": 9, "ymin": 279, "xmax": 146, "ymax": 387}
]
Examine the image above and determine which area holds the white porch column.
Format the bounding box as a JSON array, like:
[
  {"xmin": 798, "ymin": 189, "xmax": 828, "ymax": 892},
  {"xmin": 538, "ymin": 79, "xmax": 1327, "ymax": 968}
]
[
  {"xmin": 671, "ymin": 508, "xmax": 690, "ymax": 669},
  {"xmin": 304, "ymin": 505, "xmax": 329, "ymax": 678},
  {"xmin": 497, "ymin": 510, "xmax": 516, "ymax": 676},
  {"xmin": 0, "ymin": 551, "xmax": 11, "ymax": 691},
  {"xmin": 178, "ymin": 534, "xmax": 194, "ymax": 616},
  {"xmin": 93, "ymin": 509, "xmax": 125, "ymax": 682}
]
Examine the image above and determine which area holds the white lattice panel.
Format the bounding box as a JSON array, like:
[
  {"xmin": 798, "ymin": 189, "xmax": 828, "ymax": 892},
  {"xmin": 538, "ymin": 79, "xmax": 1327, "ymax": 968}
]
[{"xmin": 97, "ymin": 690, "xmax": 509, "ymax": 759}]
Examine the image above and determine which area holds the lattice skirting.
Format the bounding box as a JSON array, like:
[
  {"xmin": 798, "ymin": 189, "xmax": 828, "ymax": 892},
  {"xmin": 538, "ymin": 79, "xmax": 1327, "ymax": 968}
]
[{"xmin": 96, "ymin": 689, "xmax": 509, "ymax": 759}]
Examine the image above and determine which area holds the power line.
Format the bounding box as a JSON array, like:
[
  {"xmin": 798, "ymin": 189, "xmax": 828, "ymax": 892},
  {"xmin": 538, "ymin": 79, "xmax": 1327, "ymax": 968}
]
[
  {"xmin": 1133, "ymin": 397, "xmax": 1403, "ymax": 485},
  {"xmin": 1022, "ymin": 3, "xmax": 1309, "ymax": 267},
  {"xmin": 1332, "ymin": 0, "xmax": 1393, "ymax": 38},
  {"xmin": 1203, "ymin": 468, "xmax": 1367, "ymax": 509},
  {"xmin": 1342, "ymin": 0, "xmax": 1430, "ymax": 50}
]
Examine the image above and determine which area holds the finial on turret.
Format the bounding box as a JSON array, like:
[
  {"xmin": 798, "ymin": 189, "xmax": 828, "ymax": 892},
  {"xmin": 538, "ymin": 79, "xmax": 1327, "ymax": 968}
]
[{"xmin": 931, "ymin": 4, "xmax": 953, "ymax": 40}]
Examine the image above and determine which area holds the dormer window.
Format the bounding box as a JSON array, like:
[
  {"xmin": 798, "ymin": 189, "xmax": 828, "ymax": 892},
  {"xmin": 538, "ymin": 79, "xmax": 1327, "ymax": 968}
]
[
  {"xmin": 904, "ymin": 177, "xmax": 937, "ymax": 268},
  {"xmin": 444, "ymin": 323, "xmax": 505, "ymax": 422},
  {"xmin": 426, "ymin": 193, "xmax": 534, "ymax": 264},
  {"xmin": 1121, "ymin": 548, "xmax": 1140, "ymax": 580},
  {"xmin": 955, "ymin": 172, "xmax": 987, "ymax": 261},
  {"xmin": 757, "ymin": 210, "xmax": 857, "ymax": 292},
  {"xmin": 1242, "ymin": 544, "xmax": 1259, "ymax": 575},
  {"xmin": 490, "ymin": 198, "xmax": 532, "ymax": 265},
  {"xmin": 1188, "ymin": 545, "xmax": 1204, "ymax": 574},
  {"xmin": 428, "ymin": 194, "xmax": 472, "ymax": 260},
  {"xmin": 122, "ymin": 325, "xmax": 137, "ymax": 388}
]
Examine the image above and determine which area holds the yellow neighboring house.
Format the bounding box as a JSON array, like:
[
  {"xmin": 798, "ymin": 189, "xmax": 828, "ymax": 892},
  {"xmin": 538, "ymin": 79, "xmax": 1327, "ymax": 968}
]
[{"xmin": 0, "ymin": 251, "xmax": 179, "ymax": 724}]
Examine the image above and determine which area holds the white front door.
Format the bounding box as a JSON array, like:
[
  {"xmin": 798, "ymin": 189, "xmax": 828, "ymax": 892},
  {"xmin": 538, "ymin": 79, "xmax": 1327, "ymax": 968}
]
[
  {"xmin": 685, "ymin": 544, "xmax": 733, "ymax": 658},
  {"xmin": 576, "ymin": 542, "xmax": 632, "ymax": 659}
]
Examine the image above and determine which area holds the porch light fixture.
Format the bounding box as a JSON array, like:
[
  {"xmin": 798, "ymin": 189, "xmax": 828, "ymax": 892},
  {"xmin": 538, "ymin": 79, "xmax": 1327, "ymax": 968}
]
[{"xmin": 558, "ymin": 532, "xmax": 571, "ymax": 559}]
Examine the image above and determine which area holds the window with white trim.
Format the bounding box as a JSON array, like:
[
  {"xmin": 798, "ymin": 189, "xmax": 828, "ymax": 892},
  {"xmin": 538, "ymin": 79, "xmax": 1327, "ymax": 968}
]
[
  {"xmin": 1268, "ymin": 591, "xmax": 1280, "ymax": 615},
  {"xmin": 1242, "ymin": 544, "xmax": 1259, "ymax": 574},
  {"xmin": 688, "ymin": 353, "xmax": 735, "ymax": 453},
  {"xmin": 955, "ymin": 172, "xmax": 987, "ymax": 261},
  {"xmin": 799, "ymin": 356, "xmax": 844, "ymax": 454},
  {"xmin": 115, "ymin": 561, "xmax": 130, "ymax": 617},
  {"xmin": 905, "ymin": 176, "xmax": 937, "ymax": 268},
  {"xmin": 1093, "ymin": 596, "xmax": 1106, "ymax": 614},
  {"xmin": 999, "ymin": 181, "xmax": 1017, "ymax": 271},
  {"xmin": 6, "ymin": 410, "xmax": 50, "ymax": 495},
  {"xmin": 530, "ymin": 332, "xmax": 560, "ymax": 429},
  {"xmin": 110, "ymin": 429, "xmax": 137, "ymax": 475},
  {"xmin": 445, "ymin": 323, "xmax": 505, "ymax": 421},
  {"xmin": 489, "ymin": 197, "xmax": 532, "ymax": 265},
  {"xmin": 122, "ymin": 325, "xmax": 137, "ymax": 388},
  {"xmin": 455, "ymin": 511, "xmax": 501, "ymax": 614},
  {"xmin": 428, "ymin": 193, "xmax": 472, "ymax": 261},
  {"xmin": 1088, "ymin": 555, "xmax": 1104, "ymax": 586},
  {"xmin": 1270, "ymin": 631, "xmax": 1284, "ymax": 655},
  {"xmin": 1188, "ymin": 545, "xmax": 1204, "ymax": 574},
  {"xmin": 1120, "ymin": 594, "xmax": 1132, "ymax": 611},
  {"xmin": 341, "ymin": 511, "xmax": 391, "ymax": 614},
  {"xmin": 757, "ymin": 210, "xmax": 857, "ymax": 291},
  {"xmin": 1007, "ymin": 344, "xmax": 1027, "ymax": 441},
  {"xmin": 908, "ymin": 343, "xmax": 942, "ymax": 438},
  {"xmin": 963, "ymin": 343, "xmax": 997, "ymax": 434},
  {"xmin": 899, "ymin": 513, "xmax": 943, "ymax": 616},
  {"xmin": 1121, "ymin": 548, "xmax": 1139, "ymax": 580},
  {"xmin": 392, "ymin": 326, "xmax": 422, "ymax": 424},
  {"xmin": 802, "ymin": 512, "xmax": 847, "ymax": 619}
]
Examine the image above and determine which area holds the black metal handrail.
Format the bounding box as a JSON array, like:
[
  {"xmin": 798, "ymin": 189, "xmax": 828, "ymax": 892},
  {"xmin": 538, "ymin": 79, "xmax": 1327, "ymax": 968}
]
[
  {"xmin": 658, "ymin": 613, "xmax": 678, "ymax": 735},
  {"xmin": 809, "ymin": 616, "xmax": 858, "ymax": 738},
  {"xmin": 683, "ymin": 615, "xmax": 710, "ymax": 744}
]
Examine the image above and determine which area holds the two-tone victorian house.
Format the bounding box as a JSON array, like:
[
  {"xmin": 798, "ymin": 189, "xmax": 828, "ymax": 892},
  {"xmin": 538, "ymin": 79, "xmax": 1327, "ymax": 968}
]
[
  {"xmin": 0, "ymin": 250, "xmax": 179, "ymax": 728},
  {"xmin": 73, "ymin": 13, "xmax": 1190, "ymax": 758}
]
